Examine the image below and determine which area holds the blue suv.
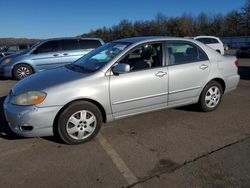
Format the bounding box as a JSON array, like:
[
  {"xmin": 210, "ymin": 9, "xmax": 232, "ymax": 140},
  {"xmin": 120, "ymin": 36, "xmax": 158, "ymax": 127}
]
[{"xmin": 0, "ymin": 37, "xmax": 104, "ymax": 80}]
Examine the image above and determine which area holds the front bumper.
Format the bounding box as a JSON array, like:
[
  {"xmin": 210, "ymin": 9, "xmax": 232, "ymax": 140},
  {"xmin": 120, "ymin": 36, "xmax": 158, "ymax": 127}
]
[
  {"xmin": 3, "ymin": 96, "xmax": 62, "ymax": 137},
  {"xmin": 0, "ymin": 65, "xmax": 12, "ymax": 78}
]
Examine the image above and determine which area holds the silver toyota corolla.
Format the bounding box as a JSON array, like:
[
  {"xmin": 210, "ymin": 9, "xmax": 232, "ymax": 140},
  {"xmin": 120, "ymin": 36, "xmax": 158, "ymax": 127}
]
[{"xmin": 4, "ymin": 37, "xmax": 240, "ymax": 144}]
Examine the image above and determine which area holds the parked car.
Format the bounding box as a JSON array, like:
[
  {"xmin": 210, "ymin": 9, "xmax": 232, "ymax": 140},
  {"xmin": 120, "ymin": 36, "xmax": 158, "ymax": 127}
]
[
  {"xmin": 224, "ymin": 44, "xmax": 229, "ymax": 51},
  {"xmin": 4, "ymin": 36, "xmax": 240, "ymax": 144},
  {"xmin": 0, "ymin": 44, "xmax": 32, "ymax": 57},
  {"xmin": 194, "ymin": 36, "xmax": 225, "ymax": 55},
  {"xmin": 236, "ymin": 46, "xmax": 250, "ymax": 58},
  {"xmin": 0, "ymin": 37, "xmax": 104, "ymax": 80},
  {"xmin": 0, "ymin": 46, "xmax": 8, "ymax": 57}
]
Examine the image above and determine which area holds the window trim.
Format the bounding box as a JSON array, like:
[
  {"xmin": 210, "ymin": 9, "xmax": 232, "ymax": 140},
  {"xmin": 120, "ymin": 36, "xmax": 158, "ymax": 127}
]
[{"xmin": 165, "ymin": 40, "xmax": 209, "ymax": 66}]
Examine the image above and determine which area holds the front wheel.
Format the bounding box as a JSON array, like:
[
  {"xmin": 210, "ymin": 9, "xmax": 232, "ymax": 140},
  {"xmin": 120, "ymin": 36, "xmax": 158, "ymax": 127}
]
[
  {"xmin": 199, "ymin": 81, "xmax": 223, "ymax": 112},
  {"xmin": 13, "ymin": 64, "xmax": 34, "ymax": 80},
  {"xmin": 57, "ymin": 101, "xmax": 102, "ymax": 144}
]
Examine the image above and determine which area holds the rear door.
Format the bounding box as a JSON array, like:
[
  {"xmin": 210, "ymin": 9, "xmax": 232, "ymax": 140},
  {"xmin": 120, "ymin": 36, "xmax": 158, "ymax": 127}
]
[
  {"xmin": 166, "ymin": 41, "xmax": 210, "ymax": 106},
  {"xmin": 31, "ymin": 40, "xmax": 61, "ymax": 71}
]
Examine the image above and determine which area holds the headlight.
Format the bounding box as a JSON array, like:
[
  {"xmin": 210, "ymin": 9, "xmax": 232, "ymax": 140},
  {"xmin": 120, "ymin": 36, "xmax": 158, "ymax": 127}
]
[
  {"xmin": 11, "ymin": 91, "xmax": 46, "ymax": 106},
  {"xmin": 2, "ymin": 58, "xmax": 12, "ymax": 65}
]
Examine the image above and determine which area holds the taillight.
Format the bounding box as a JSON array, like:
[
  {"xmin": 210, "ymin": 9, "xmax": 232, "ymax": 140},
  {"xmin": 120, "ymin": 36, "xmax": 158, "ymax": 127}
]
[{"xmin": 235, "ymin": 60, "xmax": 240, "ymax": 67}]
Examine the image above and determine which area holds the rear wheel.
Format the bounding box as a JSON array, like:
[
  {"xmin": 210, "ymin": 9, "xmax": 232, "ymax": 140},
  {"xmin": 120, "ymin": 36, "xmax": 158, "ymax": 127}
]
[
  {"xmin": 199, "ymin": 81, "xmax": 223, "ymax": 112},
  {"xmin": 57, "ymin": 101, "xmax": 102, "ymax": 145},
  {"xmin": 13, "ymin": 64, "xmax": 34, "ymax": 80}
]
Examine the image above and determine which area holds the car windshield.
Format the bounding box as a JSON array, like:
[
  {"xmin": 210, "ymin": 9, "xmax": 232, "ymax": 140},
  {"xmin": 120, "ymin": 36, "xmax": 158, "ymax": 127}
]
[
  {"xmin": 26, "ymin": 41, "xmax": 43, "ymax": 53},
  {"xmin": 71, "ymin": 42, "xmax": 131, "ymax": 72}
]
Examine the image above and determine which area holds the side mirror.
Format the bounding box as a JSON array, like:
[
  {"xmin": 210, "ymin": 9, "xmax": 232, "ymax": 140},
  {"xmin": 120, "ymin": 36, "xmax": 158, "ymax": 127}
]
[{"xmin": 112, "ymin": 63, "xmax": 130, "ymax": 75}]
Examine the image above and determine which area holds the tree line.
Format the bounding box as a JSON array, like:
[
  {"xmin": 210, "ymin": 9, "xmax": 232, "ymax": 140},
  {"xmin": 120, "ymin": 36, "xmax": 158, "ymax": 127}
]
[{"xmin": 82, "ymin": 0, "xmax": 250, "ymax": 42}]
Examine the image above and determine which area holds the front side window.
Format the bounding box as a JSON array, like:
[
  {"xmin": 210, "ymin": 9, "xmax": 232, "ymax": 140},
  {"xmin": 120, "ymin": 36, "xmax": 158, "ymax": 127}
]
[
  {"xmin": 167, "ymin": 42, "xmax": 208, "ymax": 65},
  {"xmin": 70, "ymin": 42, "xmax": 131, "ymax": 72},
  {"xmin": 210, "ymin": 38, "xmax": 220, "ymax": 44},
  {"xmin": 35, "ymin": 41, "xmax": 60, "ymax": 53},
  {"xmin": 119, "ymin": 43, "xmax": 163, "ymax": 72}
]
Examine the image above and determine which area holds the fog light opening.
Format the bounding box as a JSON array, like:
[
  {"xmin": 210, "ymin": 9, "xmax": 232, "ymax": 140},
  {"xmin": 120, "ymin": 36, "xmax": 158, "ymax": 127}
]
[{"xmin": 20, "ymin": 126, "xmax": 33, "ymax": 131}]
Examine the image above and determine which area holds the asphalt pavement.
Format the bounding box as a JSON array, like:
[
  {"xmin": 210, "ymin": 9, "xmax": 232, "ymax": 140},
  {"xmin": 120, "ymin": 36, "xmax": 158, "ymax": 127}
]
[{"xmin": 0, "ymin": 58, "xmax": 249, "ymax": 188}]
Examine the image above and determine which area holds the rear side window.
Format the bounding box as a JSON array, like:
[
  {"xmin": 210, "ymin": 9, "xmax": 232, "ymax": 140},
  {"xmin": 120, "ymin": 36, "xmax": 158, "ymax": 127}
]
[
  {"xmin": 79, "ymin": 40, "xmax": 102, "ymax": 49},
  {"xmin": 166, "ymin": 42, "xmax": 208, "ymax": 65},
  {"xmin": 36, "ymin": 41, "xmax": 60, "ymax": 53},
  {"xmin": 61, "ymin": 39, "xmax": 79, "ymax": 51}
]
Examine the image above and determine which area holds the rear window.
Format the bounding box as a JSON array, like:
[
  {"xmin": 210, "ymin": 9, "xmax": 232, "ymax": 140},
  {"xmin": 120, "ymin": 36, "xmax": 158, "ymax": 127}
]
[
  {"xmin": 196, "ymin": 38, "xmax": 219, "ymax": 44},
  {"xmin": 8, "ymin": 46, "xmax": 18, "ymax": 51},
  {"xmin": 79, "ymin": 40, "xmax": 102, "ymax": 49}
]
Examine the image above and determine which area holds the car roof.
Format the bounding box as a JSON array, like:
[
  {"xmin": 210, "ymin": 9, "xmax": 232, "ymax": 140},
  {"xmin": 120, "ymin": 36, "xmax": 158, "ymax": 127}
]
[
  {"xmin": 44, "ymin": 37, "xmax": 103, "ymax": 42},
  {"xmin": 113, "ymin": 36, "xmax": 191, "ymax": 44},
  {"xmin": 194, "ymin": 36, "xmax": 220, "ymax": 39}
]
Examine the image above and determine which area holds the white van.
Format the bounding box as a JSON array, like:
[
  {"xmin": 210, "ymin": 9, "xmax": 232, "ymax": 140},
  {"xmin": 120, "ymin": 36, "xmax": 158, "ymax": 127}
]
[{"xmin": 194, "ymin": 36, "xmax": 225, "ymax": 55}]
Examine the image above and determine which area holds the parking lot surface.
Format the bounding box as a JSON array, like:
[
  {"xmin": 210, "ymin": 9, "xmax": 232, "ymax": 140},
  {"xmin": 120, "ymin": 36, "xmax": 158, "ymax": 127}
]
[{"xmin": 0, "ymin": 58, "xmax": 250, "ymax": 188}]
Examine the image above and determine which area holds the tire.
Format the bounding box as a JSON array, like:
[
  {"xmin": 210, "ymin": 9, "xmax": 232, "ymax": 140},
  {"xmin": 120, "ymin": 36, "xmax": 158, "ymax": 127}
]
[
  {"xmin": 199, "ymin": 81, "xmax": 223, "ymax": 112},
  {"xmin": 57, "ymin": 101, "xmax": 102, "ymax": 145},
  {"xmin": 13, "ymin": 64, "xmax": 34, "ymax": 80}
]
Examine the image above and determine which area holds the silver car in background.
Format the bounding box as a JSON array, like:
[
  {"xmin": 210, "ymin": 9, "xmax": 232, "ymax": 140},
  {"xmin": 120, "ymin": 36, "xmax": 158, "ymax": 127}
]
[
  {"xmin": 4, "ymin": 36, "xmax": 240, "ymax": 144},
  {"xmin": 0, "ymin": 37, "xmax": 104, "ymax": 80}
]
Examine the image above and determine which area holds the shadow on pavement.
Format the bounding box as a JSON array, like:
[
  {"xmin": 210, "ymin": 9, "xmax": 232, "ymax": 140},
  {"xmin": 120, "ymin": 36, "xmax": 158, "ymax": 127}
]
[
  {"xmin": 238, "ymin": 66, "xmax": 250, "ymax": 80},
  {"xmin": 175, "ymin": 104, "xmax": 202, "ymax": 112},
  {"xmin": 0, "ymin": 76, "xmax": 9, "ymax": 80}
]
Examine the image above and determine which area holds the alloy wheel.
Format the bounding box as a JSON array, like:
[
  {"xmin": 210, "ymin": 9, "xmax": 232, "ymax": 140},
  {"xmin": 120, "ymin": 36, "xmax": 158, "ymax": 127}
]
[
  {"xmin": 205, "ymin": 86, "xmax": 221, "ymax": 108},
  {"xmin": 16, "ymin": 66, "xmax": 31, "ymax": 79},
  {"xmin": 66, "ymin": 110, "xmax": 97, "ymax": 140}
]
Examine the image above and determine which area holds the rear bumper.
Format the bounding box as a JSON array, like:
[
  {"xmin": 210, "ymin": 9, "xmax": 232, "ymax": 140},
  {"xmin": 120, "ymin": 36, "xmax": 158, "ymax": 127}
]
[
  {"xmin": 224, "ymin": 74, "xmax": 240, "ymax": 93},
  {"xmin": 3, "ymin": 96, "xmax": 62, "ymax": 137}
]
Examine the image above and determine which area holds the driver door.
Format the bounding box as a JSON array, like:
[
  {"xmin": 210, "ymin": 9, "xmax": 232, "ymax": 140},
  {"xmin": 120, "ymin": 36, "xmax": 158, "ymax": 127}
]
[{"xmin": 109, "ymin": 42, "xmax": 169, "ymax": 119}]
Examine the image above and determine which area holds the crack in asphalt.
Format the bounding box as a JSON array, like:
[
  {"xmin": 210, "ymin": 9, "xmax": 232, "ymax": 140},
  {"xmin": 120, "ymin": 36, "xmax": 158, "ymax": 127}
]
[{"xmin": 127, "ymin": 136, "xmax": 250, "ymax": 188}]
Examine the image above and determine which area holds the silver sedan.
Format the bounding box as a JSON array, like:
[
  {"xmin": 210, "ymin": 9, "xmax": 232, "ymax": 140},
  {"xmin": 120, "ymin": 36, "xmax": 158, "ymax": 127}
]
[{"xmin": 4, "ymin": 36, "xmax": 240, "ymax": 144}]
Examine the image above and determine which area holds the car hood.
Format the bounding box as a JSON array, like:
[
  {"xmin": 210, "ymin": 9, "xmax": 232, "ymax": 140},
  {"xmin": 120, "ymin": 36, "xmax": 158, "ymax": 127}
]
[
  {"xmin": 12, "ymin": 66, "xmax": 90, "ymax": 95},
  {"xmin": 0, "ymin": 51, "xmax": 26, "ymax": 61}
]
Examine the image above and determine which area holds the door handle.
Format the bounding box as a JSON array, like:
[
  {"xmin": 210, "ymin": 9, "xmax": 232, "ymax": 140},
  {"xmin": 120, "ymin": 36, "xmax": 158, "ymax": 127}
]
[
  {"xmin": 200, "ymin": 64, "xmax": 208, "ymax": 70},
  {"xmin": 155, "ymin": 71, "xmax": 167, "ymax": 77},
  {"xmin": 63, "ymin": 53, "xmax": 69, "ymax": 56},
  {"xmin": 53, "ymin": 54, "xmax": 59, "ymax": 57}
]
